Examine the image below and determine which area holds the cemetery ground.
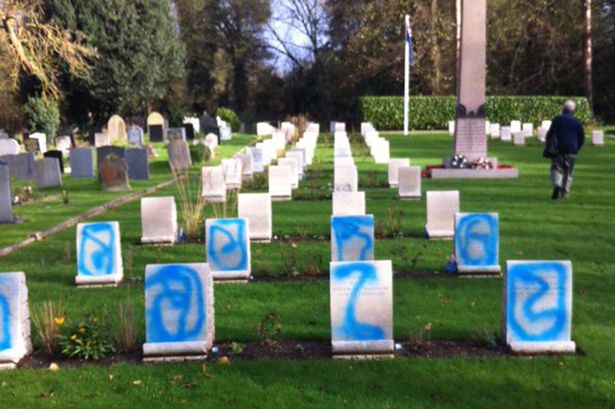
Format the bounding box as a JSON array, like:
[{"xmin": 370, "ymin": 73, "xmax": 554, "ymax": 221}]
[{"xmin": 1, "ymin": 131, "xmax": 614, "ymax": 408}]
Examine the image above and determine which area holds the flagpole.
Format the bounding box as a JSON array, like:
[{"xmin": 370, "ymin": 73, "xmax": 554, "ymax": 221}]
[{"xmin": 403, "ymin": 15, "xmax": 411, "ymax": 136}]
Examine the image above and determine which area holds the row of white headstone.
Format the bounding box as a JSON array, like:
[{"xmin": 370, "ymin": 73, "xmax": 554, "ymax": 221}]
[
  {"xmin": 448, "ymin": 120, "xmax": 605, "ymax": 146},
  {"xmin": 360, "ymin": 123, "xmax": 390, "ymax": 164}
]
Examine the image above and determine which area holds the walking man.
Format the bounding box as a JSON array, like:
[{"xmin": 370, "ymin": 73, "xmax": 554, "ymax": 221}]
[{"xmin": 544, "ymin": 100, "xmax": 585, "ymax": 200}]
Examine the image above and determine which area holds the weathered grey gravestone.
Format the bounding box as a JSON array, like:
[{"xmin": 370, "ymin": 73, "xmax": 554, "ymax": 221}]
[
  {"xmin": 149, "ymin": 125, "xmax": 164, "ymax": 142},
  {"xmin": 127, "ymin": 125, "xmax": 144, "ymax": 146},
  {"xmin": 0, "ymin": 160, "xmax": 15, "ymax": 223},
  {"xmin": 35, "ymin": 157, "xmax": 62, "ymax": 189},
  {"xmin": 100, "ymin": 155, "xmax": 130, "ymax": 192},
  {"xmin": 97, "ymin": 146, "xmax": 126, "ymax": 177},
  {"xmin": 44, "ymin": 150, "xmax": 64, "ymax": 174},
  {"xmin": 126, "ymin": 148, "xmax": 150, "ymax": 180},
  {"xmin": 167, "ymin": 139, "xmax": 192, "ymax": 172},
  {"xmin": 0, "ymin": 153, "xmax": 35, "ymax": 180},
  {"xmin": 167, "ymin": 127, "xmax": 186, "ymax": 141},
  {"xmin": 70, "ymin": 148, "xmax": 95, "ymax": 179},
  {"xmin": 453, "ymin": 0, "xmax": 487, "ymax": 161},
  {"xmin": 107, "ymin": 115, "xmax": 127, "ymax": 143}
]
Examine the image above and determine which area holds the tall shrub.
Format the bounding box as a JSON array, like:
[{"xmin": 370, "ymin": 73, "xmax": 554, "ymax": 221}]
[{"xmin": 23, "ymin": 96, "xmax": 60, "ymax": 138}]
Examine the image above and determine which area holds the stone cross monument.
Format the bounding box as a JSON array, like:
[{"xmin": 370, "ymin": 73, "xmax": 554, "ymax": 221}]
[{"xmin": 453, "ymin": 0, "xmax": 487, "ymax": 161}]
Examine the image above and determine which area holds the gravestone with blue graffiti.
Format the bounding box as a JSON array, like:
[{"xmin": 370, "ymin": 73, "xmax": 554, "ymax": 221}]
[
  {"xmin": 330, "ymin": 260, "xmax": 394, "ymax": 357},
  {"xmin": 455, "ymin": 213, "xmax": 501, "ymax": 274},
  {"xmin": 0, "ymin": 272, "xmax": 32, "ymax": 369},
  {"xmin": 75, "ymin": 222, "xmax": 124, "ymax": 287},
  {"xmin": 502, "ymin": 260, "xmax": 576, "ymax": 353},
  {"xmin": 205, "ymin": 218, "xmax": 251, "ymax": 281},
  {"xmin": 331, "ymin": 215, "xmax": 374, "ymax": 262},
  {"xmin": 143, "ymin": 263, "xmax": 214, "ymax": 362}
]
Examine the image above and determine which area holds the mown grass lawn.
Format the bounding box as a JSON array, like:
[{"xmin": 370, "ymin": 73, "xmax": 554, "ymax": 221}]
[{"xmin": 0, "ymin": 131, "xmax": 614, "ymax": 408}]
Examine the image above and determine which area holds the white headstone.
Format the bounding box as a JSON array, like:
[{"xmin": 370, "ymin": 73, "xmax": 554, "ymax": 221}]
[
  {"xmin": 55, "ymin": 136, "xmax": 72, "ymax": 153},
  {"xmin": 201, "ymin": 166, "xmax": 226, "ymax": 203},
  {"xmin": 141, "ymin": 197, "xmax": 177, "ymax": 244},
  {"xmin": 76, "ymin": 221, "xmax": 123, "ymax": 286},
  {"xmin": 143, "ymin": 263, "xmax": 214, "ymax": 361},
  {"xmin": 205, "ymin": 218, "xmax": 251, "ymax": 281},
  {"xmin": 503, "ymin": 260, "xmax": 575, "ymax": 353},
  {"xmin": 107, "ymin": 115, "xmax": 127, "ymax": 143},
  {"xmin": 248, "ymin": 147, "xmax": 264, "ymax": 172},
  {"xmin": 277, "ymin": 157, "xmax": 299, "ymax": 188},
  {"xmin": 0, "ymin": 139, "xmax": 19, "ymax": 156},
  {"xmin": 0, "ymin": 272, "xmax": 32, "ymax": 369},
  {"xmin": 332, "ymin": 191, "xmax": 366, "ymax": 216},
  {"xmin": 331, "ymin": 215, "xmax": 374, "ymax": 262},
  {"xmin": 29, "ymin": 133, "xmax": 47, "ymax": 153},
  {"xmin": 256, "ymin": 122, "xmax": 274, "ymax": 137},
  {"xmin": 334, "ymin": 165, "xmax": 358, "ymax": 192},
  {"xmin": 454, "ymin": 213, "xmax": 500, "ymax": 274},
  {"xmin": 221, "ymin": 158, "xmax": 243, "ymax": 189},
  {"xmin": 522, "ymin": 123, "xmax": 533, "ymax": 138},
  {"xmin": 513, "ymin": 132, "xmax": 525, "ymax": 146},
  {"xmin": 489, "ymin": 123, "xmax": 501, "ymax": 139},
  {"xmin": 387, "ymin": 158, "xmax": 410, "ymax": 188},
  {"xmin": 398, "ymin": 166, "xmax": 422, "ymax": 200},
  {"xmin": 238, "ymin": 193, "xmax": 272, "ymax": 242},
  {"xmin": 592, "ymin": 130, "xmax": 604, "ymax": 146},
  {"xmin": 541, "ymin": 120, "xmax": 552, "ymax": 131},
  {"xmin": 448, "ymin": 121, "xmax": 455, "ymax": 136},
  {"xmin": 537, "ymin": 127, "xmax": 547, "ymax": 143},
  {"xmin": 238, "ymin": 153, "xmax": 253, "ymax": 178},
  {"xmin": 268, "ymin": 165, "xmax": 292, "ymax": 201},
  {"xmin": 95, "ymin": 133, "xmax": 110, "ymax": 148},
  {"xmin": 425, "ymin": 191, "xmax": 460, "ymax": 239},
  {"xmin": 500, "ymin": 126, "xmax": 512, "ymax": 142},
  {"xmin": 510, "ymin": 121, "xmax": 521, "ymax": 134},
  {"xmin": 204, "ymin": 134, "xmax": 218, "ymax": 151},
  {"xmin": 330, "ymin": 260, "xmax": 394, "ymax": 357}
]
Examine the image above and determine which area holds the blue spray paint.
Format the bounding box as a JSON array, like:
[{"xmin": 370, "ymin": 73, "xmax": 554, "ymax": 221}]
[
  {"xmin": 507, "ymin": 262, "xmax": 568, "ymax": 342},
  {"xmin": 78, "ymin": 223, "xmax": 116, "ymax": 276},
  {"xmin": 0, "ymin": 290, "xmax": 12, "ymax": 351},
  {"xmin": 456, "ymin": 213, "xmax": 498, "ymax": 267},
  {"xmin": 146, "ymin": 265, "xmax": 205, "ymax": 343},
  {"xmin": 332, "ymin": 216, "xmax": 374, "ymax": 261},
  {"xmin": 332, "ymin": 262, "xmax": 385, "ymax": 341},
  {"xmin": 207, "ymin": 219, "xmax": 248, "ymax": 271}
]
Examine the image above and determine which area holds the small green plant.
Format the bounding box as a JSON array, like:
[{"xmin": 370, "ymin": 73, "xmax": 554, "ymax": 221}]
[
  {"xmin": 472, "ymin": 327, "xmax": 499, "ymax": 350},
  {"xmin": 115, "ymin": 300, "xmax": 137, "ymax": 353},
  {"xmin": 230, "ymin": 342, "xmax": 245, "ymax": 356},
  {"xmin": 254, "ymin": 311, "xmax": 282, "ymax": 346},
  {"xmin": 176, "ymin": 173, "xmax": 206, "ymax": 240},
  {"xmin": 280, "ymin": 241, "xmax": 298, "ymax": 277},
  {"xmin": 63, "ymin": 241, "xmax": 71, "ymax": 262},
  {"xmin": 385, "ymin": 207, "xmax": 404, "ymax": 238},
  {"xmin": 408, "ymin": 322, "xmax": 433, "ymax": 349},
  {"xmin": 59, "ymin": 316, "xmax": 115, "ymax": 360},
  {"xmin": 31, "ymin": 300, "xmax": 64, "ymax": 355},
  {"xmin": 216, "ymin": 107, "xmax": 241, "ymax": 132},
  {"xmin": 189, "ymin": 143, "xmax": 211, "ymax": 164},
  {"xmin": 61, "ymin": 190, "xmax": 69, "ymax": 204}
]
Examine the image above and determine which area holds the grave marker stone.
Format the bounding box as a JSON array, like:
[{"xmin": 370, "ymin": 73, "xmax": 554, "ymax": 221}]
[
  {"xmin": 147, "ymin": 112, "xmax": 165, "ymax": 142},
  {"xmin": 500, "ymin": 126, "xmax": 512, "ymax": 142},
  {"xmin": 76, "ymin": 222, "xmax": 123, "ymax": 286},
  {"xmin": 277, "ymin": 157, "xmax": 299, "ymax": 188},
  {"xmin": 592, "ymin": 130, "xmax": 604, "ymax": 146},
  {"xmin": 202, "ymin": 166, "xmax": 226, "ymax": 203},
  {"xmin": 167, "ymin": 139, "xmax": 192, "ymax": 172},
  {"xmin": 398, "ymin": 166, "xmax": 422, "ymax": 200},
  {"xmin": 221, "ymin": 158, "xmax": 242, "ymax": 189},
  {"xmin": 29, "ymin": 133, "xmax": 47, "ymax": 153},
  {"xmin": 206, "ymin": 218, "xmax": 251, "ymax": 281},
  {"xmin": 126, "ymin": 148, "xmax": 150, "ymax": 180},
  {"xmin": 43, "ymin": 150, "xmax": 64, "ymax": 174},
  {"xmin": 268, "ymin": 165, "xmax": 292, "ymax": 201},
  {"xmin": 330, "ymin": 260, "xmax": 394, "ymax": 357},
  {"xmin": 34, "ymin": 157, "xmax": 62, "ymax": 189},
  {"xmin": 24, "ymin": 138, "xmax": 40, "ymax": 154},
  {"xmin": 0, "ymin": 139, "xmax": 19, "ymax": 156},
  {"xmin": 238, "ymin": 193, "xmax": 272, "ymax": 242},
  {"xmin": 97, "ymin": 146, "xmax": 125, "ymax": 175},
  {"xmin": 107, "ymin": 115, "xmax": 127, "ymax": 143},
  {"xmin": 184, "ymin": 116, "xmax": 200, "ymax": 134},
  {"xmin": 0, "ymin": 161, "xmax": 15, "ymax": 223},
  {"xmin": 143, "ymin": 263, "xmax": 214, "ymax": 361},
  {"xmin": 522, "ymin": 123, "xmax": 533, "ymax": 138},
  {"xmin": 248, "ymin": 147, "xmax": 264, "ymax": 172},
  {"xmin": 489, "ymin": 123, "xmax": 501, "ymax": 139},
  {"xmin": 510, "ymin": 121, "xmax": 521, "ymax": 134},
  {"xmin": 55, "ymin": 136, "xmax": 72, "ymax": 153},
  {"xmin": 141, "ymin": 197, "xmax": 177, "ymax": 244},
  {"xmin": 183, "ymin": 123, "xmax": 195, "ymax": 140},
  {"xmin": 238, "ymin": 153, "xmax": 253, "ymax": 179},
  {"xmin": 425, "ymin": 191, "xmax": 459, "ymax": 239},
  {"xmin": 127, "ymin": 125, "xmax": 144, "ymax": 146},
  {"xmin": 70, "ymin": 148, "xmax": 95, "ymax": 179},
  {"xmin": 167, "ymin": 127, "xmax": 186, "ymax": 141},
  {"xmin": 0, "ymin": 272, "xmax": 32, "ymax": 369},
  {"xmin": 334, "ymin": 165, "xmax": 358, "ymax": 192},
  {"xmin": 332, "ymin": 191, "xmax": 366, "ymax": 216},
  {"xmin": 537, "ymin": 127, "xmax": 547, "ymax": 143},
  {"xmin": 513, "ymin": 132, "xmax": 525, "ymax": 146},
  {"xmin": 95, "ymin": 133, "xmax": 110, "ymax": 148},
  {"xmin": 100, "ymin": 155, "xmax": 130, "ymax": 192},
  {"xmin": 502, "ymin": 261, "xmax": 575, "ymax": 353},
  {"xmin": 541, "ymin": 120, "xmax": 552, "ymax": 131},
  {"xmin": 455, "ymin": 213, "xmax": 500, "ymax": 274},
  {"xmin": 0, "ymin": 153, "xmax": 35, "ymax": 180},
  {"xmin": 387, "ymin": 158, "xmax": 410, "ymax": 188},
  {"xmin": 331, "ymin": 215, "xmax": 375, "ymax": 262}
]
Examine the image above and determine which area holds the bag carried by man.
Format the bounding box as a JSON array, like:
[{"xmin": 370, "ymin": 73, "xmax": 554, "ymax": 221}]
[{"xmin": 543, "ymin": 131, "xmax": 558, "ymax": 159}]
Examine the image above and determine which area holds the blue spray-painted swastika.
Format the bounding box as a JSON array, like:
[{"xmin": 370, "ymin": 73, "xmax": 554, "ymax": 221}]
[
  {"xmin": 332, "ymin": 262, "xmax": 385, "ymax": 341},
  {"xmin": 332, "ymin": 216, "xmax": 374, "ymax": 262},
  {"xmin": 78, "ymin": 223, "xmax": 116, "ymax": 276},
  {"xmin": 146, "ymin": 265, "xmax": 205, "ymax": 343},
  {"xmin": 207, "ymin": 219, "xmax": 248, "ymax": 271},
  {"xmin": 456, "ymin": 213, "xmax": 498, "ymax": 267},
  {"xmin": 507, "ymin": 262, "xmax": 569, "ymax": 342}
]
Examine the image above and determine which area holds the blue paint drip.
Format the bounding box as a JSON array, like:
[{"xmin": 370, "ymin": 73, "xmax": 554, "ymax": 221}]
[
  {"xmin": 207, "ymin": 219, "xmax": 248, "ymax": 271},
  {"xmin": 455, "ymin": 214, "xmax": 498, "ymax": 267},
  {"xmin": 332, "ymin": 216, "xmax": 374, "ymax": 261},
  {"xmin": 146, "ymin": 265, "xmax": 206, "ymax": 343},
  {"xmin": 507, "ymin": 262, "xmax": 569, "ymax": 342},
  {"xmin": 78, "ymin": 223, "xmax": 116, "ymax": 276},
  {"xmin": 333, "ymin": 262, "xmax": 385, "ymax": 341}
]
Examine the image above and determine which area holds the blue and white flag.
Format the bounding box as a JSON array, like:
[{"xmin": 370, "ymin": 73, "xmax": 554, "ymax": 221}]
[{"xmin": 405, "ymin": 20, "xmax": 414, "ymax": 65}]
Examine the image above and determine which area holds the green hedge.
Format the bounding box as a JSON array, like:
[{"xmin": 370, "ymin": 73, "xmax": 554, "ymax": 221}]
[{"xmin": 359, "ymin": 96, "xmax": 592, "ymax": 130}]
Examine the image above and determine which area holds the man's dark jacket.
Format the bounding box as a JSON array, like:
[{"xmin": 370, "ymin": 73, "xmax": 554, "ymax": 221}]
[{"xmin": 546, "ymin": 111, "xmax": 585, "ymax": 155}]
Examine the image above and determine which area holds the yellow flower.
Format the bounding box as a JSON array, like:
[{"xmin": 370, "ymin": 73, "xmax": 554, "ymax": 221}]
[
  {"xmin": 54, "ymin": 317, "xmax": 65, "ymax": 326},
  {"xmin": 79, "ymin": 327, "xmax": 86, "ymax": 334},
  {"xmin": 70, "ymin": 334, "xmax": 77, "ymax": 341}
]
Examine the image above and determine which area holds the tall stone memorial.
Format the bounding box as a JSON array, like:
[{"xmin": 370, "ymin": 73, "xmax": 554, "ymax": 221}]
[{"xmin": 0, "ymin": 161, "xmax": 15, "ymax": 224}]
